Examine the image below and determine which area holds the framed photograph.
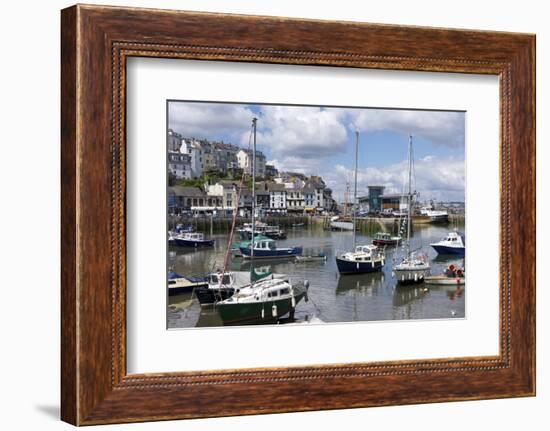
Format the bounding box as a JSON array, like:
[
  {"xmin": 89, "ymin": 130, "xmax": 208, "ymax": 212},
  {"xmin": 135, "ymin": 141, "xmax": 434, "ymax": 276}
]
[{"xmin": 61, "ymin": 4, "xmax": 535, "ymax": 425}]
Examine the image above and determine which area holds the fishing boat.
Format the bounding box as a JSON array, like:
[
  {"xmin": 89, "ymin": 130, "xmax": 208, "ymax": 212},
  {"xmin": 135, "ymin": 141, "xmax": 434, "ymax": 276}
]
[
  {"xmin": 194, "ymin": 270, "xmax": 288, "ymax": 306},
  {"xmin": 295, "ymin": 252, "xmax": 327, "ymax": 262},
  {"xmin": 336, "ymin": 131, "xmax": 385, "ymax": 275},
  {"xmin": 167, "ymin": 270, "xmax": 208, "ymax": 296},
  {"xmin": 240, "ymin": 237, "xmax": 302, "ymax": 259},
  {"xmin": 230, "ymin": 234, "xmax": 271, "ymax": 257},
  {"xmin": 393, "ymin": 135, "xmax": 431, "ymax": 284},
  {"xmin": 173, "ymin": 232, "xmax": 215, "ymax": 248},
  {"xmin": 239, "ymin": 222, "xmax": 287, "ymax": 240},
  {"xmin": 216, "ymin": 117, "xmax": 310, "ymax": 325},
  {"xmin": 417, "ymin": 206, "xmax": 449, "ymax": 223},
  {"xmin": 430, "ymin": 231, "xmax": 465, "ymax": 256},
  {"xmin": 372, "ymin": 232, "xmax": 402, "ymax": 246},
  {"xmin": 424, "ymin": 263, "xmax": 465, "ymax": 285}
]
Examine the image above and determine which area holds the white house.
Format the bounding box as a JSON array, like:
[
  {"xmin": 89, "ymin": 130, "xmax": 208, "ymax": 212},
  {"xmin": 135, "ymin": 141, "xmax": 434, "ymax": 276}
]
[{"xmin": 268, "ymin": 183, "xmax": 287, "ymax": 212}]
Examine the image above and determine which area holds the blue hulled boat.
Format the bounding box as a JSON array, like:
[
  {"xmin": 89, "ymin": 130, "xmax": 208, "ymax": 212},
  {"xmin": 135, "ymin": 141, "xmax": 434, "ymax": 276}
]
[
  {"xmin": 240, "ymin": 238, "xmax": 302, "ymax": 259},
  {"xmin": 336, "ymin": 245, "xmax": 385, "ymax": 274},
  {"xmin": 430, "ymin": 231, "xmax": 465, "ymax": 256},
  {"xmin": 173, "ymin": 232, "xmax": 215, "ymax": 248}
]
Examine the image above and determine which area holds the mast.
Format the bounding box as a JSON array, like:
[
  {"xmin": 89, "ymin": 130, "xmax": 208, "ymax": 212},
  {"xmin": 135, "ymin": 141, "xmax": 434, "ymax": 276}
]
[
  {"xmin": 353, "ymin": 131, "xmax": 359, "ymax": 250},
  {"xmin": 250, "ymin": 117, "xmax": 257, "ymax": 279},
  {"xmin": 407, "ymin": 135, "xmax": 412, "ymax": 259}
]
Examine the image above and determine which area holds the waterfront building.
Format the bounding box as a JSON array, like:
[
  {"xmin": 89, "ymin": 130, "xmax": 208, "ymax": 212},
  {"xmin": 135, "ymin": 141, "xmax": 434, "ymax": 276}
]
[
  {"xmin": 237, "ymin": 148, "xmax": 266, "ymax": 178},
  {"xmin": 379, "ymin": 193, "xmax": 415, "ymax": 211},
  {"xmin": 255, "ymin": 182, "xmax": 271, "ymax": 210},
  {"xmin": 168, "ymin": 186, "xmax": 207, "ymax": 211},
  {"xmin": 168, "ymin": 152, "xmax": 192, "ymax": 179},
  {"xmin": 286, "ymin": 188, "xmax": 305, "ymax": 212},
  {"xmin": 207, "ymin": 181, "xmax": 239, "ymax": 211},
  {"xmin": 268, "ymin": 183, "xmax": 287, "ymax": 213},
  {"xmin": 367, "ymin": 185, "xmax": 385, "ymax": 213}
]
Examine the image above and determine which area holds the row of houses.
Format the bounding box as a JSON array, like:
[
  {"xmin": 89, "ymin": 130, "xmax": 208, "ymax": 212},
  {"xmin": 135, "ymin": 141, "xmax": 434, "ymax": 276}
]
[
  {"xmin": 168, "ymin": 177, "xmax": 336, "ymax": 215},
  {"xmin": 168, "ymin": 129, "xmax": 275, "ymax": 179}
]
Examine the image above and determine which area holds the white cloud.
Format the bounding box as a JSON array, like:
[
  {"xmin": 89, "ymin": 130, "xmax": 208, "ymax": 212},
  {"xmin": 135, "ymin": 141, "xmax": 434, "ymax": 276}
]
[
  {"xmin": 168, "ymin": 102, "xmax": 255, "ymax": 140},
  {"xmin": 328, "ymin": 156, "xmax": 465, "ymax": 203},
  {"xmin": 255, "ymin": 106, "xmax": 348, "ymax": 158},
  {"xmin": 347, "ymin": 109, "xmax": 464, "ymax": 148}
]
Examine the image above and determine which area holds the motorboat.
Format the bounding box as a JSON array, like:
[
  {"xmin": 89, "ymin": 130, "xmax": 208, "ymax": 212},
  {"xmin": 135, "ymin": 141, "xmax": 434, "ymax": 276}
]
[
  {"xmin": 430, "ymin": 231, "xmax": 465, "ymax": 256},
  {"xmin": 240, "ymin": 237, "xmax": 302, "ymax": 259},
  {"xmin": 173, "ymin": 232, "xmax": 215, "ymax": 248},
  {"xmin": 372, "ymin": 232, "xmax": 402, "ymax": 246}
]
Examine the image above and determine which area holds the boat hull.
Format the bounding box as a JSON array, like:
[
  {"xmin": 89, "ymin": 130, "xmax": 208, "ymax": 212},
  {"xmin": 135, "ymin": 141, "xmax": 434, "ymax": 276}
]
[
  {"xmin": 173, "ymin": 238, "xmax": 215, "ymax": 247},
  {"xmin": 336, "ymin": 257, "xmax": 384, "ymax": 274},
  {"xmin": 216, "ymin": 291, "xmax": 307, "ymax": 325},
  {"xmin": 195, "ymin": 286, "xmax": 236, "ymax": 305},
  {"xmin": 393, "ymin": 268, "xmax": 430, "ymax": 284},
  {"xmin": 240, "ymin": 246, "xmax": 303, "ymax": 259},
  {"xmin": 372, "ymin": 238, "xmax": 401, "ymax": 246},
  {"xmin": 168, "ymin": 281, "xmax": 208, "ymax": 296},
  {"xmin": 424, "ymin": 275, "xmax": 465, "ymax": 286},
  {"xmin": 431, "ymin": 245, "xmax": 465, "ymax": 256},
  {"xmin": 330, "ymin": 221, "xmax": 354, "ymax": 231}
]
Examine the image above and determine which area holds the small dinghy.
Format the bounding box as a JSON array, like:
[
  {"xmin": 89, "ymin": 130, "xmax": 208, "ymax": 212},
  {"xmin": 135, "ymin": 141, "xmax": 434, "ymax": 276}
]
[{"xmin": 424, "ymin": 264, "xmax": 465, "ymax": 285}]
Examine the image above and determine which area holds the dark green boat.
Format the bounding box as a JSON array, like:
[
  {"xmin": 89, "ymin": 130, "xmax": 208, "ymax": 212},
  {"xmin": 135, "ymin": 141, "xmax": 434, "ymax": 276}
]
[{"xmin": 216, "ymin": 279, "xmax": 309, "ymax": 325}]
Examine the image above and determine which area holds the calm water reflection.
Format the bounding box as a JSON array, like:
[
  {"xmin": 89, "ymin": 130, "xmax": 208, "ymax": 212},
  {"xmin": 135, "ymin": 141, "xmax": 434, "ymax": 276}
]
[{"xmin": 168, "ymin": 224, "xmax": 465, "ymax": 328}]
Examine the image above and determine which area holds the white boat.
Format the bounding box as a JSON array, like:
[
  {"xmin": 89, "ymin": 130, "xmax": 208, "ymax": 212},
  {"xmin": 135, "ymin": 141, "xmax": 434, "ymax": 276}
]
[
  {"xmin": 329, "ymin": 216, "xmax": 354, "ymax": 231},
  {"xmin": 393, "ymin": 135, "xmax": 431, "ymax": 284},
  {"xmin": 430, "ymin": 231, "xmax": 465, "ymax": 256},
  {"xmin": 420, "ymin": 207, "xmax": 449, "ymax": 223}
]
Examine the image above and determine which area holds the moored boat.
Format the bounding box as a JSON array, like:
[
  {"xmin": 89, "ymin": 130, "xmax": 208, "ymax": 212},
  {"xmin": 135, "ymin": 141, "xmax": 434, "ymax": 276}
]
[
  {"xmin": 216, "ymin": 278, "xmax": 309, "ymax": 325},
  {"xmin": 240, "ymin": 238, "xmax": 302, "ymax": 259},
  {"xmin": 173, "ymin": 232, "xmax": 215, "ymax": 248},
  {"xmin": 194, "ymin": 270, "xmax": 288, "ymax": 306},
  {"xmin": 424, "ymin": 263, "xmax": 465, "ymax": 285},
  {"xmin": 336, "ymin": 131, "xmax": 386, "ymax": 275},
  {"xmin": 372, "ymin": 232, "xmax": 402, "ymax": 246},
  {"xmin": 430, "ymin": 231, "xmax": 465, "ymax": 256},
  {"xmin": 167, "ymin": 270, "xmax": 208, "ymax": 296},
  {"xmin": 392, "ymin": 135, "xmax": 431, "ymax": 284}
]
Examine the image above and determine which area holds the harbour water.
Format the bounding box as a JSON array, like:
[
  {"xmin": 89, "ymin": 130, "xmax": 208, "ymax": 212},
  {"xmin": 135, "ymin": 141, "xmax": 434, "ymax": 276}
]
[{"xmin": 167, "ymin": 224, "xmax": 465, "ymax": 328}]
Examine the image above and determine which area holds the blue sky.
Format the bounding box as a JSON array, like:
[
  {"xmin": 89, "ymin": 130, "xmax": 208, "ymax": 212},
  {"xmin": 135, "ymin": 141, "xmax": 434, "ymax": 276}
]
[{"xmin": 168, "ymin": 101, "xmax": 465, "ymax": 203}]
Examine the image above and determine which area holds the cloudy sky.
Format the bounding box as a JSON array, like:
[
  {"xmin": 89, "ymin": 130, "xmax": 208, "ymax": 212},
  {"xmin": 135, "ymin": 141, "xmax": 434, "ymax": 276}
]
[{"xmin": 168, "ymin": 101, "xmax": 465, "ymax": 203}]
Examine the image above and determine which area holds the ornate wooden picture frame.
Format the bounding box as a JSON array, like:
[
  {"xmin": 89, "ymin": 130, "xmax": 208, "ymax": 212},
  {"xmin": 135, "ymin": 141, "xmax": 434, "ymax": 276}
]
[{"xmin": 61, "ymin": 4, "xmax": 535, "ymax": 425}]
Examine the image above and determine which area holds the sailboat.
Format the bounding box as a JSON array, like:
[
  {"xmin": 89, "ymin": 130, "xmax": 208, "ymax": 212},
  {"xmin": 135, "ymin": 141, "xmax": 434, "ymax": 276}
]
[
  {"xmin": 393, "ymin": 135, "xmax": 430, "ymax": 283},
  {"xmin": 216, "ymin": 118, "xmax": 310, "ymax": 325},
  {"xmin": 336, "ymin": 132, "xmax": 385, "ymax": 275}
]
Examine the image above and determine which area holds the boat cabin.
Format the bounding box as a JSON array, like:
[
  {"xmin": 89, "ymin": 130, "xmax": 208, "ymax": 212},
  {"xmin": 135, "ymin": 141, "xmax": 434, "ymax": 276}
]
[
  {"xmin": 252, "ymin": 238, "xmax": 277, "ymax": 250},
  {"xmin": 439, "ymin": 231, "xmax": 465, "ymax": 246},
  {"xmin": 183, "ymin": 232, "xmax": 205, "ymax": 241}
]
